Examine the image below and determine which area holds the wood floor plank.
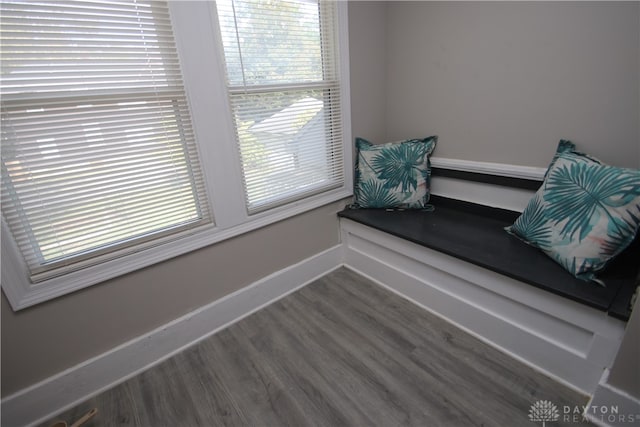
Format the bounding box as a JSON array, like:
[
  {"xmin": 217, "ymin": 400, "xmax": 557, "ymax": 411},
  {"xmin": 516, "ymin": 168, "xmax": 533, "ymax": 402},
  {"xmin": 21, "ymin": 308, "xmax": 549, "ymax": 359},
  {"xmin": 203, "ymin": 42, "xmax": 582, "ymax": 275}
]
[
  {"xmin": 287, "ymin": 278, "xmax": 468, "ymax": 426},
  {"xmin": 247, "ymin": 295, "xmax": 427, "ymax": 426},
  {"xmin": 42, "ymin": 267, "xmax": 591, "ymax": 427},
  {"xmin": 238, "ymin": 309, "xmax": 360, "ymax": 426},
  {"xmin": 205, "ymin": 328, "xmax": 309, "ymax": 427},
  {"xmin": 297, "ymin": 274, "xmax": 515, "ymax": 427},
  {"xmin": 321, "ymin": 268, "xmax": 587, "ymax": 427},
  {"xmin": 171, "ymin": 345, "xmax": 250, "ymax": 426}
]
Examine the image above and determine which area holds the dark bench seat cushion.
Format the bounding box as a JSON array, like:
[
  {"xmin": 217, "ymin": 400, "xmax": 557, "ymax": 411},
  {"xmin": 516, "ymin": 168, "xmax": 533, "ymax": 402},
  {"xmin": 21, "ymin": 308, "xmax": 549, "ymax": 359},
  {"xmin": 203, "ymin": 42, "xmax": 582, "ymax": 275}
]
[{"xmin": 338, "ymin": 196, "xmax": 639, "ymax": 321}]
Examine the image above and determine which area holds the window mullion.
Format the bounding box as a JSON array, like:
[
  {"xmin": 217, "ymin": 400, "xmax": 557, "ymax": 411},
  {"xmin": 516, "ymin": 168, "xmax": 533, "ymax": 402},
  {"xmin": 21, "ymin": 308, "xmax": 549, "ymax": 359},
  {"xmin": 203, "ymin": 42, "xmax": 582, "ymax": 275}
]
[{"xmin": 168, "ymin": 0, "xmax": 249, "ymax": 228}]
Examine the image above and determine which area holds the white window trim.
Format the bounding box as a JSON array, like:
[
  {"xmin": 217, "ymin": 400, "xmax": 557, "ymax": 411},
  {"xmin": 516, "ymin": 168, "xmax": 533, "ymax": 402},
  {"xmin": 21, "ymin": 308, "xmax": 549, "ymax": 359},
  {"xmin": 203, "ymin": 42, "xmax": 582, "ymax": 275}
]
[{"xmin": 1, "ymin": 1, "xmax": 352, "ymax": 311}]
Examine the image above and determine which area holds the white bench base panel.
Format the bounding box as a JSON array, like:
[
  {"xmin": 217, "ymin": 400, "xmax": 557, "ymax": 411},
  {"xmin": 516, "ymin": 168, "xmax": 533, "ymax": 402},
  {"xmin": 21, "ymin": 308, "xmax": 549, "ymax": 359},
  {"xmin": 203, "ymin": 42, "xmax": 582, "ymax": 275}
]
[{"xmin": 341, "ymin": 219, "xmax": 626, "ymax": 394}]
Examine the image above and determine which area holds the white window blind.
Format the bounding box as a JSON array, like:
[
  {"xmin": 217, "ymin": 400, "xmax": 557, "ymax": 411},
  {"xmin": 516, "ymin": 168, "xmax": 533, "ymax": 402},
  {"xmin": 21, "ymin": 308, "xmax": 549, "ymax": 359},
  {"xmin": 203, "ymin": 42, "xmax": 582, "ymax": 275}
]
[
  {"xmin": 215, "ymin": 0, "xmax": 344, "ymax": 213},
  {"xmin": 1, "ymin": 0, "xmax": 212, "ymax": 282}
]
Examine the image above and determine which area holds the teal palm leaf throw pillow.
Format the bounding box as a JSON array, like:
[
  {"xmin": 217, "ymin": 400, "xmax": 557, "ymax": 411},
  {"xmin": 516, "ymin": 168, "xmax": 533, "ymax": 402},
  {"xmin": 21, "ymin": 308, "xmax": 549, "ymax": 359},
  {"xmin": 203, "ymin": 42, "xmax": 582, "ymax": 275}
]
[
  {"xmin": 506, "ymin": 141, "xmax": 640, "ymax": 285},
  {"xmin": 353, "ymin": 136, "xmax": 437, "ymax": 209}
]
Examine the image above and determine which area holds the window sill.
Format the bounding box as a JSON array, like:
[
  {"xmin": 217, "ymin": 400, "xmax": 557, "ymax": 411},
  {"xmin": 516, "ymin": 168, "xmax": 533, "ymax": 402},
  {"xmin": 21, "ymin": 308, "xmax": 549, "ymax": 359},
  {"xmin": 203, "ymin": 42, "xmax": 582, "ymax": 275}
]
[{"xmin": 1, "ymin": 188, "xmax": 352, "ymax": 311}]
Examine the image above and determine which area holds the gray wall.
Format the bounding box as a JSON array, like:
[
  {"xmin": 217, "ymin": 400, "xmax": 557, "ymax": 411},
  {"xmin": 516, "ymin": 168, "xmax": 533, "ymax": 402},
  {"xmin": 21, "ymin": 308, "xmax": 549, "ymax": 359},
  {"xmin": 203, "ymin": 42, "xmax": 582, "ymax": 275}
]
[
  {"xmin": 385, "ymin": 1, "xmax": 640, "ymax": 168},
  {"xmin": 348, "ymin": 1, "xmax": 388, "ymax": 144},
  {"xmin": 1, "ymin": 201, "xmax": 345, "ymax": 396}
]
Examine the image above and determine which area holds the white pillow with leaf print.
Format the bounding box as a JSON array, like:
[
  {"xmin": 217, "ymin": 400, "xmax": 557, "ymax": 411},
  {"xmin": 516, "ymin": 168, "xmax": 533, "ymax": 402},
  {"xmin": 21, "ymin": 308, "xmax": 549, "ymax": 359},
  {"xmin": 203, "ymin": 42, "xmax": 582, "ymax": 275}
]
[
  {"xmin": 353, "ymin": 136, "xmax": 437, "ymax": 209},
  {"xmin": 506, "ymin": 145, "xmax": 640, "ymax": 285}
]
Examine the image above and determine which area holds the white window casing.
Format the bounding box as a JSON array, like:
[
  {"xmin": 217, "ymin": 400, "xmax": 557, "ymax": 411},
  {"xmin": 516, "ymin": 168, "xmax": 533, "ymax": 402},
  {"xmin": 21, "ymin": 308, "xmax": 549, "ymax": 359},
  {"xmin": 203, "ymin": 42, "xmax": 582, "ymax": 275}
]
[{"xmin": 0, "ymin": 1, "xmax": 352, "ymax": 310}]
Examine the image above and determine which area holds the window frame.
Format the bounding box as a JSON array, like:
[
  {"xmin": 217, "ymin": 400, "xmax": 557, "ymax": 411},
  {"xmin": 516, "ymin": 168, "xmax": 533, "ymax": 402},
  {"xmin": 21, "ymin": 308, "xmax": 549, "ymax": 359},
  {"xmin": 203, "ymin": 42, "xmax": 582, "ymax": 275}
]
[
  {"xmin": 217, "ymin": 0, "xmax": 346, "ymax": 214},
  {"xmin": 0, "ymin": 0, "xmax": 352, "ymax": 311}
]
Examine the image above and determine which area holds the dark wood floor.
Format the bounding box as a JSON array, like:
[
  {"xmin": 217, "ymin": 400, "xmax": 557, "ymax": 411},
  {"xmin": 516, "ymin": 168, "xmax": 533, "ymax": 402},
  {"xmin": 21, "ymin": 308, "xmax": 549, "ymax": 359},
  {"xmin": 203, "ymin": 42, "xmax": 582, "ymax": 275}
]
[{"xmin": 45, "ymin": 268, "xmax": 590, "ymax": 427}]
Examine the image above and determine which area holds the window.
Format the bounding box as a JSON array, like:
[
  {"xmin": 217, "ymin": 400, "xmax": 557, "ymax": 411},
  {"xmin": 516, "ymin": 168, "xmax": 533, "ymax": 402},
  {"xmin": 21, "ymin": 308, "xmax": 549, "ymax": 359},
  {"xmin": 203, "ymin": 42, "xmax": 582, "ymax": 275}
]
[
  {"xmin": 0, "ymin": 1, "xmax": 351, "ymax": 310},
  {"xmin": 0, "ymin": 0, "xmax": 212, "ymax": 282},
  {"xmin": 215, "ymin": 0, "xmax": 345, "ymax": 213}
]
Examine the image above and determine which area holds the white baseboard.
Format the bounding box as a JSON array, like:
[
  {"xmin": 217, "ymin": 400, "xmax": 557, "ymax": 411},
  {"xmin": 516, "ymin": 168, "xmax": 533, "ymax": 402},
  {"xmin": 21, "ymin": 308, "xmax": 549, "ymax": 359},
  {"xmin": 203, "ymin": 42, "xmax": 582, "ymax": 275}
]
[
  {"xmin": 340, "ymin": 219, "xmax": 626, "ymax": 395},
  {"xmin": 584, "ymin": 370, "xmax": 640, "ymax": 427},
  {"xmin": 1, "ymin": 245, "xmax": 343, "ymax": 427}
]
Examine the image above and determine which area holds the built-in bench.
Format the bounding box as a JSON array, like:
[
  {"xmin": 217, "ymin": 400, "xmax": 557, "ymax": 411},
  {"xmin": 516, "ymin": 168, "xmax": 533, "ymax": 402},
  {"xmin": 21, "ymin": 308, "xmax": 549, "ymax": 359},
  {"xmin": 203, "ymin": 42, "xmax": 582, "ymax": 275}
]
[
  {"xmin": 339, "ymin": 196, "xmax": 639, "ymax": 321},
  {"xmin": 338, "ymin": 162, "xmax": 639, "ymax": 394}
]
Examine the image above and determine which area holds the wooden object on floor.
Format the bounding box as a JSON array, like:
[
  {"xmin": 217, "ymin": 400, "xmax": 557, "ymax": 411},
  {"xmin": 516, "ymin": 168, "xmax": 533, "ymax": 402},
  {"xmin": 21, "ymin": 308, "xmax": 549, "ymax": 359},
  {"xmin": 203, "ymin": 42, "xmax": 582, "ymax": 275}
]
[{"xmin": 49, "ymin": 408, "xmax": 97, "ymax": 427}]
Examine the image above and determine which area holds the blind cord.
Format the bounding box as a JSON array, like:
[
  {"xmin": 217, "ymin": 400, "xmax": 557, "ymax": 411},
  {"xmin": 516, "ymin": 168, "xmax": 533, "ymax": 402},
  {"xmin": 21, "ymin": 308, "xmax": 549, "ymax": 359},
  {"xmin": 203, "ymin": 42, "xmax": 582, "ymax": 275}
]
[{"xmin": 230, "ymin": 0, "xmax": 248, "ymax": 93}]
